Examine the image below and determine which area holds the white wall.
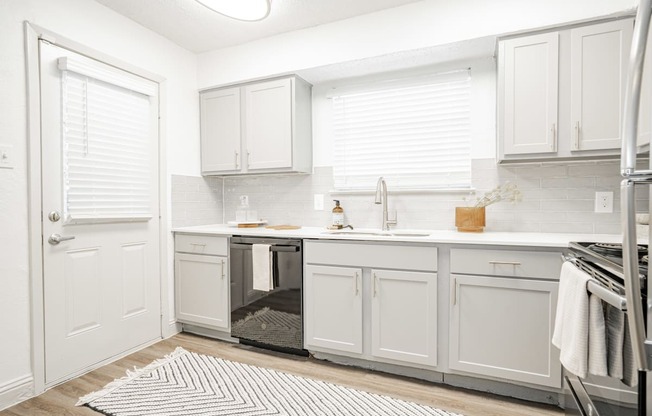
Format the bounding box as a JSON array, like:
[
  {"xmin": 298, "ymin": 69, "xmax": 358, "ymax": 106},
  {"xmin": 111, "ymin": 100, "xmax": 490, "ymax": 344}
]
[
  {"xmin": 0, "ymin": 0, "xmax": 198, "ymax": 409},
  {"xmin": 197, "ymin": 0, "xmax": 636, "ymax": 89}
]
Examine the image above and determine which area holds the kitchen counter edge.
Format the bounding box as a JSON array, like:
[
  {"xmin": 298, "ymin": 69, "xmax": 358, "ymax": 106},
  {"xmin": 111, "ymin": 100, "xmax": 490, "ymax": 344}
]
[{"xmin": 171, "ymin": 225, "xmax": 629, "ymax": 248}]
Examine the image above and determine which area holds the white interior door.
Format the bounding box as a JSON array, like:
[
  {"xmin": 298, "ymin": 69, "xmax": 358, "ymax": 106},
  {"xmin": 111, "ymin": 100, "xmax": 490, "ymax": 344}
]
[{"xmin": 39, "ymin": 41, "xmax": 161, "ymax": 385}]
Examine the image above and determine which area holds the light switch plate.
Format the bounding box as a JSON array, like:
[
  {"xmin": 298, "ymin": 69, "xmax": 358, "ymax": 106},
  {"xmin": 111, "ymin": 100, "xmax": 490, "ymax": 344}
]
[
  {"xmin": 0, "ymin": 145, "xmax": 14, "ymax": 169},
  {"xmin": 314, "ymin": 194, "xmax": 324, "ymax": 211}
]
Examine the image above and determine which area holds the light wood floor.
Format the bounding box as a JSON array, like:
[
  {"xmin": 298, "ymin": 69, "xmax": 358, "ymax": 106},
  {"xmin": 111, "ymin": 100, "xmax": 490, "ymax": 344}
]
[{"xmin": 1, "ymin": 332, "xmax": 563, "ymax": 416}]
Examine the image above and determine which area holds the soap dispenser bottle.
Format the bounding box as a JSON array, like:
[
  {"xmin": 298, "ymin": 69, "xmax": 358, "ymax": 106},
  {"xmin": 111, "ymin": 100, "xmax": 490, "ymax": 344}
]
[{"xmin": 332, "ymin": 200, "xmax": 344, "ymax": 229}]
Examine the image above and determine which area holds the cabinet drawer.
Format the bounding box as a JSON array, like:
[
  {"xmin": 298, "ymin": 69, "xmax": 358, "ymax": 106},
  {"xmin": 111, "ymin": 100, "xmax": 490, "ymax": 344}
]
[
  {"xmin": 305, "ymin": 240, "xmax": 437, "ymax": 271},
  {"xmin": 175, "ymin": 234, "xmax": 228, "ymax": 256},
  {"xmin": 450, "ymin": 248, "xmax": 561, "ymax": 280}
]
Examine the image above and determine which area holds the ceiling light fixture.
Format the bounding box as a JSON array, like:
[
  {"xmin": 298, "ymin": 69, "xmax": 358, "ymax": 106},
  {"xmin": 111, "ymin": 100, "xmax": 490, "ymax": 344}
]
[{"xmin": 195, "ymin": 0, "xmax": 271, "ymax": 22}]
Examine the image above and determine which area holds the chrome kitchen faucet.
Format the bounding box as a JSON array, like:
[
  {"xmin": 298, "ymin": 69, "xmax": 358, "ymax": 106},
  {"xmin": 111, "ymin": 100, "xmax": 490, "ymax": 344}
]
[{"xmin": 375, "ymin": 177, "xmax": 397, "ymax": 231}]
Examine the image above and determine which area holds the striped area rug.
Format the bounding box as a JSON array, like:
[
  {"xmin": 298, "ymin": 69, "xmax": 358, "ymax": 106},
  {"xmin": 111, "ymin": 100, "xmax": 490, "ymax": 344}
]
[{"xmin": 77, "ymin": 347, "xmax": 463, "ymax": 416}]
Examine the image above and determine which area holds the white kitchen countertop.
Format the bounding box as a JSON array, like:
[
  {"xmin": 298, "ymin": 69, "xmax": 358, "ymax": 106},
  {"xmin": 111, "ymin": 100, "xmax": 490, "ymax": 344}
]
[{"xmin": 172, "ymin": 224, "xmax": 629, "ymax": 248}]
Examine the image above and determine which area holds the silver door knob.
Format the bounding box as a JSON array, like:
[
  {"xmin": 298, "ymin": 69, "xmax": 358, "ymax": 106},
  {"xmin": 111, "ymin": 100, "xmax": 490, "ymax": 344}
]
[
  {"xmin": 48, "ymin": 233, "xmax": 75, "ymax": 245},
  {"xmin": 48, "ymin": 211, "xmax": 61, "ymax": 222}
]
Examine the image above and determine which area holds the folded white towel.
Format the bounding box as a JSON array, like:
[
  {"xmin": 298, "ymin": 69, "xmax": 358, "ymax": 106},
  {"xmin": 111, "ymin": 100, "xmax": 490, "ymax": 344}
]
[
  {"xmin": 252, "ymin": 244, "xmax": 273, "ymax": 292},
  {"xmin": 606, "ymin": 304, "xmax": 625, "ymax": 379},
  {"xmin": 552, "ymin": 261, "xmax": 591, "ymax": 378},
  {"xmin": 588, "ymin": 294, "xmax": 608, "ymax": 376}
]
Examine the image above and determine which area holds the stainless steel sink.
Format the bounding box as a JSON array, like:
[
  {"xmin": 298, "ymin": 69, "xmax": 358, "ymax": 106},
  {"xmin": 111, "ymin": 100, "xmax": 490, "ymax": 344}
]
[
  {"xmin": 322, "ymin": 230, "xmax": 431, "ymax": 237},
  {"xmin": 389, "ymin": 232, "xmax": 431, "ymax": 237}
]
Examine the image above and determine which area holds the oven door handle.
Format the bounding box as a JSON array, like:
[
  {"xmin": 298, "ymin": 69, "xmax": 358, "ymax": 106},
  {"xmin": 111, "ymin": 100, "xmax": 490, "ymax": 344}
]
[
  {"xmin": 230, "ymin": 243, "xmax": 300, "ymax": 253},
  {"xmin": 621, "ymin": 179, "xmax": 649, "ymax": 371}
]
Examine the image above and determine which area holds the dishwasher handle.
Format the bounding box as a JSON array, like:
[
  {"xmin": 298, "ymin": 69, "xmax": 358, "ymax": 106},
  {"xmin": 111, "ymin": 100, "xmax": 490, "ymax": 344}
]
[{"xmin": 230, "ymin": 243, "xmax": 300, "ymax": 253}]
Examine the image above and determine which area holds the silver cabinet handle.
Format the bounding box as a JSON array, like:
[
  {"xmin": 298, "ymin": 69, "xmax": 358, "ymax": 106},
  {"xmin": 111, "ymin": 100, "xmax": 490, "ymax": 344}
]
[
  {"xmin": 373, "ymin": 272, "xmax": 377, "ymax": 297},
  {"xmin": 246, "ymin": 150, "xmax": 251, "ymax": 169},
  {"xmin": 488, "ymin": 260, "xmax": 521, "ymax": 266},
  {"xmin": 573, "ymin": 121, "xmax": 581, "ymax": 150},
  {"xmin": 48, "ymin": 233, "xmax": 75, "ymax": 245},
  {"xmin": 452, "ymin": 278, "xmax": 458, "ymax": 306},
  {"xmin": 354, "ymin": 272, "xmax": 359, "ymax": 295},
  {"xmin": 622, "ymin": 0, "xmax": 651, "ymax": 175},
  {"xmin": 551, "ymin": 123, "xmax": 557, "ymax": 152},
  {"xmin": 621, "ymin": 179, "xmax": 649, "ymax": 370},
  {"xmin": 220, "ymin": 259, "xmax": 225, "ymax": 279},
  {"xmin": 235, "ymin": 151, "xmax": 239, "ymax": 169}
]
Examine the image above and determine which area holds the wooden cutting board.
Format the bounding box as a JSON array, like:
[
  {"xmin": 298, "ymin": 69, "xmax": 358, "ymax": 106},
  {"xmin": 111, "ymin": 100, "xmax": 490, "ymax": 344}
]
[
  {"xmin": 265, "ymin": 225, "xmax": 302, "ymax": 230},
  {"xmin": 237, "ymin": 223, "xmax": 262, "ymax": 228}
]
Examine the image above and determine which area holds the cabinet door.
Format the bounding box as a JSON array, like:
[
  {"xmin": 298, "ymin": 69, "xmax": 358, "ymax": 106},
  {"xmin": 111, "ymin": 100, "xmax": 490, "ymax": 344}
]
[
  {"xmin": 449, "ymin": 275, "xmax": 561, "ymax": 388},
  {"xmin": 200, "ymin": 87, "xmax": 241, "ymax": 173},
  {"xmin": 175, "ymin": 253, "xmax": 229, "ymax": 330},
  {"xmin": 501, "ymin": 32, "xmax": 559, "ymax": 155},
  {"xmin": 570, "ymin": 19, "xmax": 633, "ymax": 151},
  {"xmin": 244, "ymin": 78, "xmax": 293, "ymax": 170},
  {"xmin": 371, "ymin": 270, "xmax": 437, "ymax": 366},
  {"xmin": 638, "ymin": 25, "xmax": 652, "ymax": 148},
  {"xmin": 304, "ymin": 265, "xmax": 362, "ymax": 354}
]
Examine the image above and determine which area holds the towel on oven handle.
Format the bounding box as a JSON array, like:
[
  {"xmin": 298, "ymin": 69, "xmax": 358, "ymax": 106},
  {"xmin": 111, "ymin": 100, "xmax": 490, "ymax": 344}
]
[
  {"xmin": 588, "ymin": 294, "xmax": 608, "ymax": 376},
  {"xmin": 252, "ymin": 244, "xmax": 273, "ymax": 292},
  {"xmin": 553, "ymin": 262, "xmax": 591, "ymax": 378}
]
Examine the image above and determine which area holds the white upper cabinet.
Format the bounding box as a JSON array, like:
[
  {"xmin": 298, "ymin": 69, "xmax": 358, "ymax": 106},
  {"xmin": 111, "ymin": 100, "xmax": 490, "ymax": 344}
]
[
  {"xmin": 245, "ymin": 78, "xmax": 293, "ymax": 170},
  {"xmin": 200, "ymin": 87, "xmax": 241, "ymax": 173},
  {"xmin": 500, "ymin": 32, "xmax": 559, "ymax": 155},
  {"xmin": 200, "ymin": 75, "xmax": 312, "ymax": 175},
  {"xmin": 499, "ymin": 18, "xmax": 634, "ymax": 161},
  {"xmin": 570, "ymin": 20, "xmax": 632, "ymax": 151},
  {"xmin": 638, "ymin": 25, "xmax": 652, "ymax": 149}
]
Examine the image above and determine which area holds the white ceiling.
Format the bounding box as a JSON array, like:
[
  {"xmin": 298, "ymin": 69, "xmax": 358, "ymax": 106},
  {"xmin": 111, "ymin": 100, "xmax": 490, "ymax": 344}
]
[{"xmin": 94, "ymin": 0, "xmax": 427, "ymax": 54}]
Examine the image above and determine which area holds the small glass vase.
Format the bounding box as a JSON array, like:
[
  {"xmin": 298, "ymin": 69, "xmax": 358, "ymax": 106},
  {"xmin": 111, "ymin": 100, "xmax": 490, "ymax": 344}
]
[{"xmin": 455, "ymin": 207, "xmax": 486, "ymax": 232}]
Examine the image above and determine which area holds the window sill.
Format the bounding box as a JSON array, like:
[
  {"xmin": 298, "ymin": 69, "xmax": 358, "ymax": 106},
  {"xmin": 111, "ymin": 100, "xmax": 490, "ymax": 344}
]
[{"xmin": 329, "ymin": 188, "xmax": 476, "ymax": 196}]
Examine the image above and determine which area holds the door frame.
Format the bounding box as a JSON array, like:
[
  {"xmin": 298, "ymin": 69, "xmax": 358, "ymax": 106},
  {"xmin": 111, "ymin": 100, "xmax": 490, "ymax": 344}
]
[{"xmin": 25, "ymin": 22, "xmax": 172, "ymax": 394}]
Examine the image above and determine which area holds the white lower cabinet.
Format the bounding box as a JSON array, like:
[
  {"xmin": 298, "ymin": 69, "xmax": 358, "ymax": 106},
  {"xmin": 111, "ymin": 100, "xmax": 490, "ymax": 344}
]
[
  {"xmin": 304, "ymin": 265, "xmax": 363, "ymax": 354},
  {"xmin": 303, "ymin": 241, "xmax": 438, "ymax": 368},
  {"xmin": 175, "ymin": 252, "xmax": 230, "ymax": 331},
  {"xmin": 371, "ymin": 269, "xmax": 437, "ymax": 366},
  {"xmin": 449, "ymin": 274, "xmax": 560, "ymax": 388}
]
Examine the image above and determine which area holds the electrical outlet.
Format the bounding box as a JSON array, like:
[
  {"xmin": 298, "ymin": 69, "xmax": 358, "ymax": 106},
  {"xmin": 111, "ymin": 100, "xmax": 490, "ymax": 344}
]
[
  {"xmin": 314, "ymin": 194, "xmax": 324, "ymax": 211},
  {"xmin": 239, "ymin": 195, "xmax": 249, "ymax": 207},
  {"xmin": 595, "ymin": 191, "xmax": 613, "ymax": 213}
]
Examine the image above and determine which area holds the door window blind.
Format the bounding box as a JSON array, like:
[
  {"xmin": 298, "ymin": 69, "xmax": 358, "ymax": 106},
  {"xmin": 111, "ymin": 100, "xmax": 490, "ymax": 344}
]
[
  {"xmin": 332, "ymin": 70, "xmax": 472, "ymax": 191},
  {"xmin": 61, "ymin": 69, "xmax": 154, "ymax": 222}
]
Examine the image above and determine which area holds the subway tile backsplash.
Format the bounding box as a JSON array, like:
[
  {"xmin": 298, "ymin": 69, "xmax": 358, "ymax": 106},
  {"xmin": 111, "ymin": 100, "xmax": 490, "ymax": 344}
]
[
  {"xmin": 171, "ymin": 158, "xmax": 649, "ymax": 234},
  {"xmin": 170, "ymin": 175, "xmax": 224, "ymax": 228}
]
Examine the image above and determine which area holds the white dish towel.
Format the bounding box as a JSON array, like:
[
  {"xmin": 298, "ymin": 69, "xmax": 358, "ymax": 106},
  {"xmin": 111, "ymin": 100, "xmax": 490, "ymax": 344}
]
[
  {"xmin": 552, "ymin": 261, "xmax": 591, "ymax": 378},
  {"xmin": 252, "ymin": 244, "xmax": 273, "ymax": 292},
  {"xmin": 588, "ymin": 294, "xmax": 608, "ymax": 377}
]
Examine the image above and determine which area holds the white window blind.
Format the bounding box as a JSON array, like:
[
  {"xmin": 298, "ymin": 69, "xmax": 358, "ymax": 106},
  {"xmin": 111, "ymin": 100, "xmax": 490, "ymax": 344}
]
[
  {"xmin": 332, "ymin": 70, "xmax": 472, "ymax": 191},
  {"xmin": 61, "ymin": 69, "xmax": 154, "ymax": 222}
]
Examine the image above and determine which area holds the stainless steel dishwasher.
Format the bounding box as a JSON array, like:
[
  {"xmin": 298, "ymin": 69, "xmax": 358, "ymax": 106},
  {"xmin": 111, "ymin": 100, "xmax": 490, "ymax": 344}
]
[{"xmin": 229, "ymin": 236, "xmax": 306, "ymax": 355}]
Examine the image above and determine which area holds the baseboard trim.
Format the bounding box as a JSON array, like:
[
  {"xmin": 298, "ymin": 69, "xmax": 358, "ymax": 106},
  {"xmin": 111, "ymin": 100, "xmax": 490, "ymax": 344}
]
[
  {"xmin": 164, "ymin": 320, "xmax": 182, "ymax": 339},
  {"xmin": 0, "ymin": 374, "xmax": 34, "ymax": 412}
]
